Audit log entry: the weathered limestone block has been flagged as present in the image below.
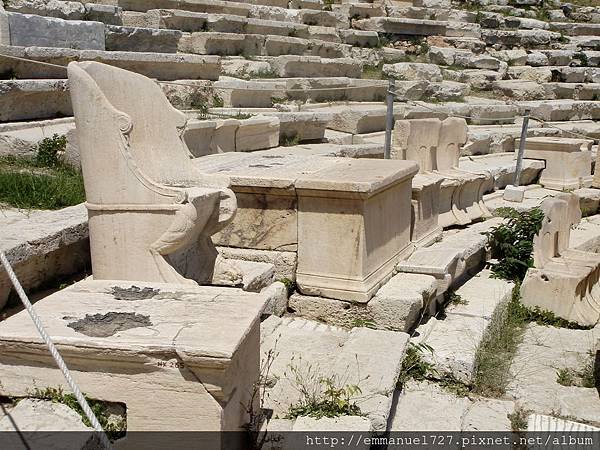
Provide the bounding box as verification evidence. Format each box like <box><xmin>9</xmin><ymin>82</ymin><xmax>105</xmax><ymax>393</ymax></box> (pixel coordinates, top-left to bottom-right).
<box><xmin>393</xmin><ymin>118</ymin><xmax>491</xmax><ymax>228</ymax></box>
<box><xmin>84</xmin><ymin>3</ymin><xmax>122</xmax><ymax>25</ymax></box>
<box><xmin>270</xmin><ymin>56</ymin><xmax>362</xmax><ymax>78</ymax></box>
<box><xmin>5</xmin><ymin>0</ymin><xmax>86</xmax><ymax>20</ymax></box>
<box><xmin>354</xmin><ymin>17</ymin><xmax>447</xmax><ymax>36</ymax></box>
<box><xmin>214</xmin><ymin>79</ymin><xmax>286</xmax><ymax>108</ymax></box>
<box><xmin>383</xmin><ymin>62</ymin><xmax>443</xmax><ymax>82</ymax></box>
<box><xmin>179</xmin><ymin>32</ymin><xmax>263</xmax><ymax>56</ymax></box>
<box><xmin>195</xmin><ymin>151</ymin><xmax>418</xmax><ymax>302</ymax></box>
<box><xmin>6</xmin><ymin>12</ymin><xmax>105</xmax><ymax>50</ymax></box>
<box><xmin>0</xmin><ymin>280</ymin><xmax>267</xmax><ymax>437</ymax></box>
<box><xmin>105</xmin><ymin>25</ymin><xmax>181</xmax><ymax>53</ymax></box>
<box><xmin>264</xmin><ymin>35</ymin><xmax>308</xmax><ymax>56</ymax></box>
<box><xmin>274</xmin><ymin>111</ymin><xmax>330</xmax><ymax>142</ymax></box>
<box><xmin>295</xmin><ymin>159</ymin><xmax>418</xmax><ymax>302</ymax></box>
<box><xmin>261</xmin><ymin>316</ymin><xmax>409</xmax><ymax>431</ymax></box>
<box><xmin>411</xmin><ymin>173</ymin><xmax>443</xmax><ymax>248</ymax></box>
<box><xmin>0</xmin><ymin>79</ymin><xmax>72</xmax><ymax>122</ymax></box>
<box><xmin>521</xmin><ymin>194</ymin><xmax>600</xmax><ymax>326</ymax></box>
<box><xmin>68</xmin><ymin>61</ymin><xmax>241</xmax><ymax>286</ymax></box>
<box><xmin>339</xmin><ymin>29</ymin><xmax>379</xmax><ymax>47</ymax></box>
<box><xmin>0</xmin><ymin>205</ymin><xmax>89</xmax><ymax>311</ymax></box>
<box><xmin>492</xmin><ymin>80</ymin><xmax>547</xmax><ymax>101</ymax></box>
<box><xmin>519</xmin><ymin>137</ymin><xmax>593</xmax><ymax>190</ymax></box>
<box><xmin>235</xmin><ymin>116</ymin><xmax>280</xmax><ymax>152</ymax></box>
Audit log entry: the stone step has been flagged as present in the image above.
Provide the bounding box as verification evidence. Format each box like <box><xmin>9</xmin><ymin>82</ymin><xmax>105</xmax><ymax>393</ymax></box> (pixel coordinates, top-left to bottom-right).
<box><xmin>550</xmin><ymin>22</ymin><xmax>600</xmax><ymax>37</ymax></box>
<box><xmin>507</xmin><ymin>323</ymin><xmax>600</xmax><ymax>425</ymax></box>
<box><xmin>0</xmin><ymin>45</ymin><xmax>221</xmax><ymax>80</ymax></box>
<box><xmin>0</xmin><ymin>79</ymin><xmax>71</xmax><ymax>122</ymax></box>
<box><xmin>508</xmin><ymin>65</ymin><xmax>600</xmax><ymax>83</ymax></box>
<box><xmin>388</xmin><ymin>4</ymin><xmax>477</xmax><ymax>23</ymax></box>
<box><xmin>288</xmin><ymin>273</ymin><xmax>440</xmax><ymax>332</ymax></box>
<box><xmin>481</xmin><ymin>29</ymin><xmax>563</xmax><ymax>48</ymax></box>
<box><xmin>177</xmin><ymin>31</ymin><xmax>353</xmax><ymax>58</ymax></box>
<box><xmin>4</xmin><ymin>0</ymin><xmax>122</xmax><ymax>25</ymax></box>
<box><xmin>514</xmin><ymin>99</ymin><xmax>600</xmax><ymax>121</ymax></box>
<box><xmin>492</xmin><ymin>80</ymin><xmax>600</xmax><ymax>101</ymax></box>
<box><xmin>0</xmin><ymin>204</ymin><xmax>89</xmax><ymax>311</ymax></box>
<box><xmin>0</xmin><ymin>117</ymin><xmax>76</xmax><ymax>157</ymax></box>
<box><xmin>260</xmin><ymin>315</ymin><xmax>410</xmax><ymax>431</ymax></box>
<box><xmin>354</xmin><ymin>16</ymin><xmax>448</xmax><ymax>36</ymax></box>
<box><xmin>411</xmin><ymin>270</ymin><xmax>514</xmax><ymax>382</ymax></box>
<box><xmin>390</xmin><ymin>381</ymin><xmax>514</xmax><ymax>431</ymax></box>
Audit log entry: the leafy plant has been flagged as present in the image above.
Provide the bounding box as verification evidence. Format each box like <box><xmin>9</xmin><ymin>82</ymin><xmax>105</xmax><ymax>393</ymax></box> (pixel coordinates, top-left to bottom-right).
<box><xmin>519</xmin><ymin>305</ymin><xmax>594</xmax><ymax>330</ymax></box>
<box><xmin>445</xmin><ymin>290</ymin><xmax>467</xmax><ymax>306</ymax></box>
<box><xmin>28</xmin><ymin>387</ymin><xmax>126</xmax><ymax>441</ymax></box>
<box><xmin>284</xmin><ymin>358</ymin><xmax>364</xmax><ymax>419</ymax></box>
<box><xmin>36</xmin><ymin>134</ymin><xmax>67</xmax><ymax>167</ymax></box>
<box><xmin>397</xmin><ymin>342</ymin><xmax>438</xmax><ymax>390</ymax></box>
<box><xmin>556</xmin><ymin>354</ymin><xmax>596</xmax><ymax>388</ymax></box>
<box><xmin>508</xmin><ymin>405</ymin><xmax>530</xmax><ymax>431</ymax></box>
<box><xmin>211</xmin><ymin>95</ymin><xmax>224</xmax><ymax>108</ymax></box>
<box><xmin>280</xmin><ymin>134</ymin><xmax>300</xmax><ymax>147</ymax></box>
<box><xmin>279</xmin><ymin>278</ymin><xmax>297</xmax><ymax>296</ymax></box>
<box><xmin>485</xmin><ymin>207</ymin><xmax>544</xmax><ymax>281</ymax></box>
<box><xmin>361</xmin><ymin>64</ymin><xmax>384</xmax><ymax>80</ymax></box>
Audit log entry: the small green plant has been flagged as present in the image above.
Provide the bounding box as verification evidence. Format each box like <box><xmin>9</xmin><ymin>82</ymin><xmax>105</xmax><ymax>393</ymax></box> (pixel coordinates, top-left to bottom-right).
<box><xmin>575</xmin><ymin>52</ymin><xmax>589</xmax><ymax>67</ymax></box>
<box><xmin>35</xmin><ymin>134</ymin><xmax>67</xmax><ymax>167</ymax></box>
<box><xmin>190</xmin><ymin>99</ymin><xmax>209</xmax><ymax>119</ymax></box>
<box><xmin>361</xmin><ymin>64</ymin><xmax>383</xmax><ymax>80</ymax></box>
<box><xmin>280</xmin><ymin>134</ymin><xmax>300</xmax><ymax>147</ymax></box>
<box><xmin>231</xmin><ymin>112</ymin><xmax>254</xmax><ymax>120</ymax></box>
<box><xmin>253</xmin><ymin>68</ymin><xmax>279</xmax><ymax>79</ymax></box>
<box><xmin>556</xmin><ymin>354</ymin><xmax>596</xmax><ymax>388</ymax></box>
<box><xmin>445</xmin><ymin>290</ymin><xmax>467</xmax><ymax>306</ymax></box>
<box><xmin>397</xmin><ymin>342</ymin><xmax>438</xmax><ymax>390</ymax></box>
<box><xmin>558</xmin><ymin>32</ymin><xmax>569</xmax><ymax>44</ymax></box>
<box><xmin>508</xmin><ymin>405</ymin><xmax>530</xmax><ymax>431</ymax></box>
<box><xmin>485</xmin><ymin>207</ymin><xmax>544</xmax><ymax>282</ymax></box>
<box><xmin>351</xmin><ymin>318</ymin><xmax>377</xmax><ymax>329</ymax></box>
<box><xmin>271</xmin><ymin>97</ymin><xmax>287</xmax><ymax>105</ymax></box>
<box><xmin>284</xmin><ymin>358</ymin><xmax>364</xmax><ymax>419</ymax></box>
<box><xmin>28</xmin><ymin>387</ymin><xmax>126</xmax><ymax>441</ymax></box>
<box><xmin>279</xmin><ymin>278</ymin><xmax>297</xmax><ymax>296</ymax></box>
<box><xmin>519</xmin><ymin>305</ymin><xmax>593</xmax><ymax>330</ymax></box>
<box><xmin>211</xmin><ymin>95</ymin><xmax>224</xmax><ymax>108</ymax></box>
<box><xmin>288</xmin><ymin>29</ymin><xmax>297</xmax><ymax>38</ymax></box>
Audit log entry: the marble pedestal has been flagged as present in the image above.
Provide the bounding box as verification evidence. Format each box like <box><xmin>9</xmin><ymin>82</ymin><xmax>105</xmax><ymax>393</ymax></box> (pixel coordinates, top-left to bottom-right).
<box><xmin>0</xmin><ymin>280</ymin><xmax>266</xmax><ymax>449</ymax></box>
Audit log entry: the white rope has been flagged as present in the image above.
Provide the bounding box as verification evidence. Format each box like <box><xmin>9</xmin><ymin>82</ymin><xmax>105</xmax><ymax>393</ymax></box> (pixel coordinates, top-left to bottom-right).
<box><xmin>0</xmin><ymin>252</ymin><xmax>113</xmax><ymax>450</ymax></box>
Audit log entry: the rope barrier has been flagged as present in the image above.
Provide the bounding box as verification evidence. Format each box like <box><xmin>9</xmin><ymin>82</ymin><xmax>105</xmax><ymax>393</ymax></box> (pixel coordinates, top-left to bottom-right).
<box><xmin>0</xmin><ymin>252</ymin><xmax>113</xmax><ymax>450</ymax></box>
<box><xmin>1</xmin><ymin>51</ymin><xmax>598</xmax><ymax>141</ymax></box>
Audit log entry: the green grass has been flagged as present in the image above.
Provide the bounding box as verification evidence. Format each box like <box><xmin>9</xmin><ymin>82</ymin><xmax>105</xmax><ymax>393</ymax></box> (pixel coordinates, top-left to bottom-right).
<box><xmin>0</xmin><ymin>156</ymin><xmax>85</xmax><ymax>210</ymax></box>
<box><xmin>472</xmin><ymin>285</ymin><xmax>527</xmax><ymax>397</ymax></box>
<box><xmin>361</xmin><ymin>64</ymin><xmax>384</xmax><ymax>80</ymax></box>
<box><xmin>28</xmin><ymin>387</ymin><xmax>126</xmax><ymax>441</ymax></box>
<box><xmin>280</xmin><ymin>134</ymin><xmax>300</xmax><ymax>147</ymax></box>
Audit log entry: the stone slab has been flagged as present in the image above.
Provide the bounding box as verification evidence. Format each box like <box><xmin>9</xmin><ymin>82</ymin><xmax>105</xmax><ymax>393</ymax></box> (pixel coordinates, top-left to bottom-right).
<box><xmin>260</xmin><ymin>316</ymin><xmax>409</xmax><ymax>431</ymax></box>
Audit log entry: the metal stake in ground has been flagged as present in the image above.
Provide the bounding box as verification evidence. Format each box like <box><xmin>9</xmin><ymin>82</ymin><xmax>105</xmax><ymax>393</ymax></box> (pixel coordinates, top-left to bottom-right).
<box><xmin>513</xmin><ymin>109</ymin><xmax>531</xmax><ymax>187</ymax></box>
<box><xmin>384</xmin><ymin>78</ymin><xmax>396</xmax><ymax>160</ymax></box>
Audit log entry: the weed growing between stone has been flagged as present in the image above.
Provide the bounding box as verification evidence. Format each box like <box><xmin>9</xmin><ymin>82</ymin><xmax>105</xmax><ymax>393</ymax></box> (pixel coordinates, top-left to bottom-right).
<box><xmin>472</xmin><ymin>284</ymin><xmax>527</xmax><ymax>397</ymax></box>
<box><xmin>518</xmin><ymin>305</ymin><xmax>594</xmax><ymax>330</ymax></box>
<box><xmin>361</xmin><ymin>64</ymin><xmax>384</xmax><ymax>80</ymax></box>
<box><xmin>0</xmin><ymin>134</ymin><xmax>85</xmax><ymax>210</ymax></box>
<box><xmin>508</xmin><ymin>405</ymin><xmax>530</xmax><ymax>432</ymax></box>
<box><xmin>485</xmin><ymin>207</ymin><xmax>544</xmax><ymax>281</ymax></box>
<box><xmin>27</xmin><ymin>387</ymin><xmax>126</xmax><ymax>441</ymax></box>
<box><xmin>283</xmin><ymin>357</ymin><xmax>364</xmax><ymax>419</ymax></box>
<box><xmin>556</xmin><ymin>353</ymin><xmax>596</xmax><ymax>388</ymax></box>
<box><xmin>396</xmin><ymin>342</ymin><xmax>438</xmax><ymax>390</ymax></box>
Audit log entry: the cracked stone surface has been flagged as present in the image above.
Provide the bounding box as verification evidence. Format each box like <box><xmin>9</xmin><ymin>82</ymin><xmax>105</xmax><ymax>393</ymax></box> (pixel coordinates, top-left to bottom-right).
<box><xmin>507</xmin><ymin>323</ymin><xmax>600</xmax><ymax>426</ymax></box>
<box><xmin>0</xmin><ymin>279</ymin><xmax>266</xmax><ymax>361</ymax></box>
<box><xmin>260</xmin><ymin>316</ymin><xmax>409</xmax><ymax>431</ymax></box>
<box><xmin>390</xmin><ymin>381</ymin><xmax>514</xmax><ymax>431</ymax></box>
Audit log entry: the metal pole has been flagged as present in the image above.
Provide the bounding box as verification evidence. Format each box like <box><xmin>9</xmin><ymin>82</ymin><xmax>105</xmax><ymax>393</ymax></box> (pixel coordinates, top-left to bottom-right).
<box><xmin>513</xmin><ymin>109</ymin><xmax>530</xmax><ymax>187</ymax></box>
<box><xmin>384</xmin><ymin>78</ymin><xmax>395</xmax><ymax>160</ymax></box>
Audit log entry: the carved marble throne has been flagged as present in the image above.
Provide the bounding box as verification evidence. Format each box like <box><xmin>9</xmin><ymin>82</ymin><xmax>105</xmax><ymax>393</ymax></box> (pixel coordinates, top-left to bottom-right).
<box><xmin>68</xmin><ymin>61</ymin><xmax>241</xmax><ymax>285</ymax></box>
<box><xmin>521</xmin><ymin>193</ymin><xmax>600</xmax><ymax>326</ymax></box>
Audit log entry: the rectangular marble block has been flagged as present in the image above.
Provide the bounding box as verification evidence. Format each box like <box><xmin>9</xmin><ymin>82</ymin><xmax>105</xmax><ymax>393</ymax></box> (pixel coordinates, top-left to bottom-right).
<box><xmin>296</xmin><ymin>159</ymin><xmax>418</xmax><ymax>303</ymax></box>
<box><xmin>0</xmin><ymin>280</ymin><xmax>266</xmax><ymax>442</ymax></box>
<box><xmin>518</xmin><ymin>137</ymin><xmax>593</xmax><ymax>191</ymax></box>
<box><xmin>411</xmin><ymin>173</ymin><xmax>443</xmax><ymax>248</ymax></box>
